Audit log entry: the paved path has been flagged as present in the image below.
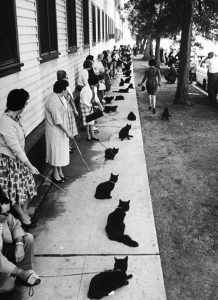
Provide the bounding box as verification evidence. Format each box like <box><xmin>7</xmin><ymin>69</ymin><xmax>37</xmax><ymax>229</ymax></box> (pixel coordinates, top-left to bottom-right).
<box><xmin>12</xmin><ymin>68</ymin><xmax>167</xmax><ymax>300</ymax></box>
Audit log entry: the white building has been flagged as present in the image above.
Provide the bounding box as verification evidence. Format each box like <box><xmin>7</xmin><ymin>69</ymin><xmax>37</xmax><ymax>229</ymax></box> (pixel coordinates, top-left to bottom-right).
<box><xmin>0</xmin><ymin>0</ymin><xmax>124</xmax><ymax>151</ymax></box>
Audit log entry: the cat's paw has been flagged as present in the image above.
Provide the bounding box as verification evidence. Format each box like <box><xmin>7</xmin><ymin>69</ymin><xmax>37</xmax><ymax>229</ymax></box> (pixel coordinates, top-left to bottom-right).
<box><xmin>124</xmin><ymin>281</ymin><xmax>129</xmax><ymax>285</ymax></box>
<box><xmin>127</xmin><ymin>274</ymin><xmax>133</xmax><ymax>279</ymax></box>
<box><xmin>107</xmin><ymin>196</ymin><xmax>112</xmax><ymax>199</ymax></box>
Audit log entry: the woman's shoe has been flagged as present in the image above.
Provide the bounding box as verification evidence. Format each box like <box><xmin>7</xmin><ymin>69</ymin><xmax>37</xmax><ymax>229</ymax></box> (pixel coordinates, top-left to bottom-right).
<box><xmin>60</xmin><ymin>176</ymin><xmax>68</xmax><ymax>181</ymax></box>
<box><xmin>51</xmin><ymin>174</ymin><xmax>64</xmax><ymax>184</ymax></box>
<box><xmin>21</xmin><ymin>221</ymin><xmax>37</xmax><ymax>230</ymax></box>
<box><xmin>87</xmin><ymin>138</ymin><xmax>92</xmax><ymax>142</ymax></box>
<box><xmin>91</xmin><ymin>137</ymin><xmax>99</xmax><ymax>141</ymax></box>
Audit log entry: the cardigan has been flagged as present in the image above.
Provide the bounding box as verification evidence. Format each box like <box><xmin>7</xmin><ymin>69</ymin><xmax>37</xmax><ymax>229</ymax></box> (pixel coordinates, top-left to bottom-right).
<box><xmin>0</xmin><ymin>113</ymin><xmax>28</xmax><ymax>162</ymax></box>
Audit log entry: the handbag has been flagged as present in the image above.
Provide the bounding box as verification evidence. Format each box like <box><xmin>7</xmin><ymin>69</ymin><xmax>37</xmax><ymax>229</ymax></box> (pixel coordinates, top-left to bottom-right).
<box><xmin>86</xmin><ymin>106</ymin><xmax>103</xmax><ymax>123</ymax></box>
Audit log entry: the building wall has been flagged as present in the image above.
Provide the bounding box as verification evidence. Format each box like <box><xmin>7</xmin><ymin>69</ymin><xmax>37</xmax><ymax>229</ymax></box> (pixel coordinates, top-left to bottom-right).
<box><xmin>0</xmin><ymin>0</ymin><xmax>124</xmax><ymax>138</ymax></box>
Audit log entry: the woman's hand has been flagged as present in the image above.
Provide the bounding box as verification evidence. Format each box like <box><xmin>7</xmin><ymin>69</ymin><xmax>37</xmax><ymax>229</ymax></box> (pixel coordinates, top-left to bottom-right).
<box><xmin>74</xmin><ymin>110</ymin><xmax>79</xmax><ymax>117</ymax></box>
<box><xmin>30</xmin><ymin>166</ymin><xmax>39</xmax><ymax>175</ymax></box>
<box><xmin>15</xmin><ymin>244</ymin><xmax>25</xmax><ymax>263</ymax></box>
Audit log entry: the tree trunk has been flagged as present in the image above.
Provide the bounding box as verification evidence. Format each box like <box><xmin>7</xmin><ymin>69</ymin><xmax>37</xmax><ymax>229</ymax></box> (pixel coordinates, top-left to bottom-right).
<box><xmin>143</xmin><ymin>36</ymin><xmax>151</xmax><ymax>60</ymax></box>
<box><xmin>149</xmin><ymin>38</ymin><xmax>154</xmax><ymax>58</ymax></box>
<box><xmin>174</xmin><ymin>0</ymin><xmax>194</xmax><ymax>104</ymax></box>
<box><xmin>155</xmin><ymin>36</ymin><xmax>161</xmax><ymax>68</ymax></box>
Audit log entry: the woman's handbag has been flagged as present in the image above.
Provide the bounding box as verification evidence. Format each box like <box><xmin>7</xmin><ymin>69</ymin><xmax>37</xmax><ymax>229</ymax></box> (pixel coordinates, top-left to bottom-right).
<box><xmin>86</xmin><ymin>106</ymin><xmax>103</xmax><ymax>123</ymax></box>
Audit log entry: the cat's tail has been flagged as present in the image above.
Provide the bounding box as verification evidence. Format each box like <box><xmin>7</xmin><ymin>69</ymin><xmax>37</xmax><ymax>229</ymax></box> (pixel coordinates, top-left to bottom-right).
<box><xmin>114</xmin><ymin>235</ymin><xmax>139</xmax><ymax>247</ymax></box>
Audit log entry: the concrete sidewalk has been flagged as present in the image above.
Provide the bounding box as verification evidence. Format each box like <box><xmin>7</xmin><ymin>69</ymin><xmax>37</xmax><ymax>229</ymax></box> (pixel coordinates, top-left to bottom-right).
<box><xmin>11</xmin><ymin>68</ymin><xmax>167</xmax><ymax>300</ymax></box>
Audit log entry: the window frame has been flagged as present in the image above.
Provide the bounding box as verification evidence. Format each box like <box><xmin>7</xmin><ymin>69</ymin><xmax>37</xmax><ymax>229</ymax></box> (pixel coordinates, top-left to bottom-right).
<box><xmin>0</xmin><ymin>0</ymin><xmax>24</xmax><ymax>78</ymax></box>
<box><xmin>66</xmin><ymin>0</ymin><xmax>77</xmax><ymax>53</ymax></box>
<box><xmin>83</xmin><ymin>0</ymin><xmax>90</xmax><ymax>46</ymax></box>
<box><xmin>102</xmin><ymin>11</ymin><xmax>105</xmax><ymax>41</ymax></box>
<box><xmin>37</xmin><ymin>0</ymin><xmax>59</xmax><ymax>63</ymax></box>
<box><xmin>97</xmin><ymin>7</ymin><xmax>101</xmax><ymax>42</ymax></box>
<box><xmin>91</xmin><ymin>3</ymin><xmax>96</xmax><ymax>45</ymax></box>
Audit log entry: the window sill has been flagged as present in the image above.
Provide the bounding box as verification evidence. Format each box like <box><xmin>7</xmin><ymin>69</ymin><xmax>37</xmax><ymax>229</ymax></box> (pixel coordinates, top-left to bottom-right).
<box><xmin>83</xmin><ymin>44</ymin><xmax>90</xmax><ymax>49</ymax></box>
<box><xmin>0</xmin><ymin>62</ymin><xmax>24</xmax><ymax>78</ymax></box>
<box><xmin>67</xmin><ymin>46</ymin><xmax>78</xmax><ymax>54</ymax></box>
<box><xmin>38</xmin><ymin>52</ymin><xmax>60</xmax><ymax>64</ymax></box>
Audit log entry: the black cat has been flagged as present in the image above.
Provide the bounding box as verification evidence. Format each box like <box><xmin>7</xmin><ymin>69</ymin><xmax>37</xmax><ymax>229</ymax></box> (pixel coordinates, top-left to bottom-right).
<box><xmin>123</xmin><ymin>70</ymin><xmax>131</xmax><ymax>77</ymax></box>
<box><xmin>119</xmin><ymin>124</ymin><xmax>133</xmax><ymax>141</ymax></box>
<box><xmin>105</xmin><ymin>200</ymin><xmax>139</xmax><ymax>247</ymax></box>
<box><xmin>128</xmin><ymin>83</ymin><xmax>134</xmax><ymax>89</ymax></box>
<box><xmin>127</xmin><ymin>112</ymin><xmax>136</xmax><ymax>121</ymax></box>
<box><xmin>161</xmin><ymin>107</ymin><xmax>171</xmax><ymax>121</ymax></box>
<box><xmin>104</xmin><ymin>96</ymin><xmax>114</xmax><ymax>104</ymax></box>
<box><xmin>95</xmin><ymin>173</ymin><xmax>119</xmax><ymax>199</ymax></box>
<box><xmin>104</xmin><ymin>106</ymin><xmax>118</xmax><ymax>113</ymax></box>
<box><xmin>105</xmin><ymin>147</ymin><xmax>119</xmax><ymax>160</ymax></box>
<box><xmin>115</xmin><ymin>95</ymin><xmax>124</xmax><ymax>100</ymax></box>
<box><xmin>124</xmin><ymin>77</ymin><xmax>131</xmax><ymax>83</ymax></box>
<box><xmin>87</xmin><ymin>256</ymin><xmax>133</xmax><ymax>299</ymax></box>
<box><xmin>119</xmin><ymin>79</ymin><xmax>125</xmax><ymax>86</ymax></box>
<box><xmin>114</xmin><ymin>88</ymin><xmax>129</xmax><ymax>93</ymax></box>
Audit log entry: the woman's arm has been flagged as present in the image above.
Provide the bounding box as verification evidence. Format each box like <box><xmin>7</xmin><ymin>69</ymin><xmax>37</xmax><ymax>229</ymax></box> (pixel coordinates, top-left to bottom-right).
<box><xmin>138</xmin><ymin>70</ymin><xmax>148</xmax><ymax>86</ymax></box>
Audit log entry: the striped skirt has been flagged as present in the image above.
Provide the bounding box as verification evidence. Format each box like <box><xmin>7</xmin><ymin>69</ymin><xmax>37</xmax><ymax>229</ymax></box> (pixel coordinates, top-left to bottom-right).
<box><xmin>0</xmin><ymin>154</ymin><xmax>37</xmax><ymax>205</ymax></box>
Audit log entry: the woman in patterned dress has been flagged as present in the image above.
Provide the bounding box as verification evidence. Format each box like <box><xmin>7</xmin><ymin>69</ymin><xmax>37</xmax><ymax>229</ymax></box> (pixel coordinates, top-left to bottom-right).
<box><xmin>80</xmin><ymin>74</ymin><xmax>103</xmax><ymax>141</ymax></box>
<box><xmin>139</xmin><ymin>59</ymin><xmax>161</xmax><ymax>114</ymax></box>
<box><xmin>0</xmin><ymin>89</ymin><xmax>39</xmax><ymax>229</ymax></box>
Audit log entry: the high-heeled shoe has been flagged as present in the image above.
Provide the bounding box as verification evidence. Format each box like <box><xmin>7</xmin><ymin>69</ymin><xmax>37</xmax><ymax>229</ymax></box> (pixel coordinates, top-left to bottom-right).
<box><xmin>51</xmin><ymin>174</ymin><xmax>64</xmax><ymax>184</ymax></box>
<box><xmin>60</xmin><ymin>175</ymin><xmax>68</xmax><ymax>181</ymax></box>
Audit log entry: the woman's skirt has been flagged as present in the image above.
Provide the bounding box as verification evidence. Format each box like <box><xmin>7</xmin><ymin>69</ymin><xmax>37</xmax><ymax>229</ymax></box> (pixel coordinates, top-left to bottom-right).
<box><xmin>80</xmin><ymin>104</ymin><xmax>95</xmax><ymax>126</ymax></box>
<box><xmin>0</xmin><ymin>154</ymin><xmax>37</xmax><ymax>205</ymax></box>
<box><xmin>67</xmin><ymin>106</ymin><xmax>78</xmax><ymax>137</ymax></box>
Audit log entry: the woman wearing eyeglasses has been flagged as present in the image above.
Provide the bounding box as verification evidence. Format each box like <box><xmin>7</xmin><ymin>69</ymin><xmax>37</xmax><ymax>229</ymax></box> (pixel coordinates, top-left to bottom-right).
<box><xmin>0</xmin><ymin>89</ymin><xmax>39</xmax><ymax>230</ymax></box>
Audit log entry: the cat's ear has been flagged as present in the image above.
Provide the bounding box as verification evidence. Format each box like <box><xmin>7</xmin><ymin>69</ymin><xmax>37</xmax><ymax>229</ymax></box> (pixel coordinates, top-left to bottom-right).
<box><xmin>119</xmin><ymin>199</ymin><xmax>122</xmax><ymax>204</ymax></box>
<box><xmin>127</xmin><ymin>200</ymin><xmax>130</xmax><ymax>204</ymax></box>
<box><xmin>124</xmin><ymin>256</ymin><xmax>128</xmax><ymax>261</ymax></box>
<box><xmin>114</xmin><ymin>257</ymin><xmax>118</xmax><ymax>262</ymax></box>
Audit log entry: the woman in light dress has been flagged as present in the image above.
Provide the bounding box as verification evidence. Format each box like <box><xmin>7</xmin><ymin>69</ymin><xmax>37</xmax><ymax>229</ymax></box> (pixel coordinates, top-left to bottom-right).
<box><xmin>45</xmin><ymin>80</ymin><xmax>73</xmax><ymax>183</ymax></box>
<box><xmin>57</xmin><ymin>70</ymin><xmax>78</xmax><ymax>151</ymax></box>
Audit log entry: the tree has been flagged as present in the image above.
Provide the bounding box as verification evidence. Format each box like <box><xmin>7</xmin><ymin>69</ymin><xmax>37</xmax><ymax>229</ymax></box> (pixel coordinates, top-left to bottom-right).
<box><xmin>174</xmin><ymin>0</ymin><xmax>218</xmax><ymax>104</ymax></box>
<box><xmin>125</xmin><ymin>0</ymin><xmax>218</xmax><ymax>104</ymax></box>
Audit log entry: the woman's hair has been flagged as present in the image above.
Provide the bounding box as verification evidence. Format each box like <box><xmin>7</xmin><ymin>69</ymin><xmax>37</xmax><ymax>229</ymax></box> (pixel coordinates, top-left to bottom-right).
<box><xmin>53</xmin><ymin>80</ymin><xmax>69</xmax><ymax>93</ymax></box>
<box><xmin>88</xmin><ymin>74</ymin><xmax>99</xmax><ymax>86</ymax></box>
<box><xmin>7</xmin><ymin>89</ymin><xmax>29</xmax><ymax>111</ymax></box>
<box><xmin>149</xmin><ymin>59</ymin><xmax>156</xmax><ymax>67</ymax></box>
<box><xmin>83</xmin><ymin>60</ymin><xmax>93</xmax><ymax>69</ymax></box>
<box><xmin>86</xmin><ymin>55</ymin><xmax>94</xmax><ymax>61</ymax></box>
<box><xmin>98</xmin><ymin>73</ymin><xmax>105</xmax><ymax>80</ymax></box>
<box><xmin>57</xmin><ymin>70</ymin><xmax>67</xmax><ymax>80</ymax></box>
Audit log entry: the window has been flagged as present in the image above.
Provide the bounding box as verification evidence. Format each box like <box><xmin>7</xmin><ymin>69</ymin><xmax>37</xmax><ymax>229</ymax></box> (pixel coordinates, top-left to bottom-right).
<box><xmin>0</xmin><ymin>0</ymin><xmax>23</xmax><ymax>78</ymax></box>
<box><xmin>92</xmin><ymin>3</ymin><xmax>96</xmax><ymax>44</ymax></box>
<box><xmin>83</xmin><ymin>0</ymin><xmax>89</xmax><ymax>45</ymax></box>
<box><xmin>37</xmin><ymin>0</ymin><xmax>58</xmax><ymax>62</ymax></box>
<box><xmin>105</xmin><ymin>14</ymin><xmax>108</xmax><ymax>40</ymax></box>
<box><xmin>102</xmin><ymin>11</ymin><xmax>104</xmax><ymax>40</ymax></box>
<box><xmin>97</xmin><ymin>8</ymin><xmax>101</xmax><ymax>42</ymax></box>
<box><xmin>66</xmin><ymin>0</ymin><xmax>77</xmax><ymax>51</ymax></box>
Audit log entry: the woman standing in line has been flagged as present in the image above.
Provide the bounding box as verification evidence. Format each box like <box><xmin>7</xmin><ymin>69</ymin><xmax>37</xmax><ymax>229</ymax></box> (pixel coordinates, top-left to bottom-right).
<box><xmin>0</xmin><ymin>89</ymin><xmax>39</xmax><ymax>229</ymax></box>
<box><xmin>57</xmin><ymin>70</ymin><xmax>78</xmax><ymax>151</ymax></box>
<box><xmin>80</xmin><ymin>74</ymin><xmax>103</xmax><ymax>141</ymax></box>
<box><xmin>45</xmin><ymin>80</ymin><xmax>73</xmax><ymax>183</ymax></box>
<box><xmin>139</xmin><ymin>59</ymin><xmax>161</xmax><ymax>114</ymax></box>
